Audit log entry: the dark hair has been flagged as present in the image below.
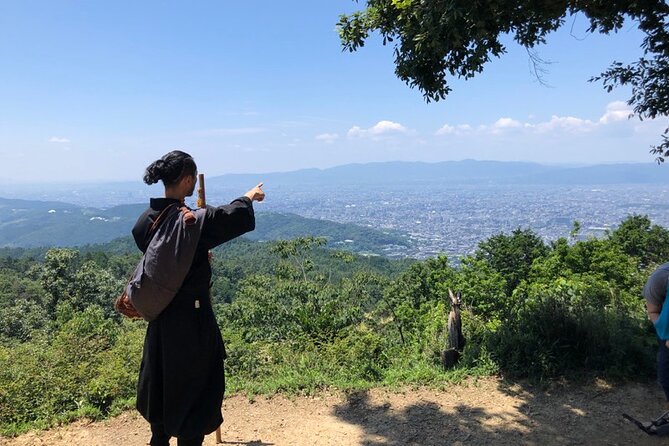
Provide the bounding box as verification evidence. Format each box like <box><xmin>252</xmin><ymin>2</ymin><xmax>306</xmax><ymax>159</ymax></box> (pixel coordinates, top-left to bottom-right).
<box><xmin>143</xmin><ymin>150</ymin><xmax>197</xmax><ymax>186</ymax></box>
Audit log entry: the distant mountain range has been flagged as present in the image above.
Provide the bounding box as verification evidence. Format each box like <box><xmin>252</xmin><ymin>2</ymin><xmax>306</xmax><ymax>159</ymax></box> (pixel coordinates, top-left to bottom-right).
<box><xmin>0</xmin><ymin>197</ymin><xmax>408</xmax><ymax>254</ymax></box>
<box><xmin>3</xmin><ymin>160</ymin><xmax>667</xmax><ymax>208</ymax></box>
<box><xmin>206</xmin><ymin>160</ymin><xmax>669</xmax><ymax>188</ymax></box>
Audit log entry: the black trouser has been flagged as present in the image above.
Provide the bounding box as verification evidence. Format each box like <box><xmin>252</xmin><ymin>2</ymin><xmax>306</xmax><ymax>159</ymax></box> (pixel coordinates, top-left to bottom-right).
<box><xmin>658</xmin><ymin>339</ymin><xmax>669</xmax><ymax>401</ymax></box>
<box><xmin>150</xmin><ymin>423</ymin><xmax>205</xmax><ymax>446</ymax></box>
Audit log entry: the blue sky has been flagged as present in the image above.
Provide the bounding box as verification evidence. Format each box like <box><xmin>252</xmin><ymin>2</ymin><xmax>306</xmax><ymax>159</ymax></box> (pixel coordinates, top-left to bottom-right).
<box><xmin>0</xmin><ymin>1</ymin><xmax>666</xmax><ymax>182</ymax></box>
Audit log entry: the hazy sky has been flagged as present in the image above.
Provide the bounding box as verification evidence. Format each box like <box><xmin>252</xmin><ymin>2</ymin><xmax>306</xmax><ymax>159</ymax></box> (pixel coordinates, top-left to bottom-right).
<box><xmin>1</xmin><ymin>1</ymin><xmax>666</xmax><ymax>182</ymax></box>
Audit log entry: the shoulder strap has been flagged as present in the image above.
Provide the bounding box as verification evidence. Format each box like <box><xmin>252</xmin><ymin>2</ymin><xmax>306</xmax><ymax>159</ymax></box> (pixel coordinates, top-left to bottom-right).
<box><xmin>148</xmin><ymin>203</ymin><xmax>177</xmax><ymax>240</ymax></box>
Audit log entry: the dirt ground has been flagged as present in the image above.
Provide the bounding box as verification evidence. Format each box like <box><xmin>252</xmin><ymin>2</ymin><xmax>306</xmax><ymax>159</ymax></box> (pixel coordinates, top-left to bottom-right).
<box><xmin>2</xmin><ymin>377</ymin><xmax>668</xmax><ymax>446</ymax></box>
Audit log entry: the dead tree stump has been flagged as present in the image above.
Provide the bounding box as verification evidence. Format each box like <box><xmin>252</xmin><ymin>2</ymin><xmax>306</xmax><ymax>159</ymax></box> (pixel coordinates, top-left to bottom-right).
<box><xmin>442</xmin><ymin>289</ymin><xmax>465</xmax><ymax>369</ymax></box>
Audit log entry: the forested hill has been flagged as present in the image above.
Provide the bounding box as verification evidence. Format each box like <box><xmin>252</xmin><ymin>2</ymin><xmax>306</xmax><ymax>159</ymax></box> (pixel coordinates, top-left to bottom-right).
<box><xmin>0</xmin><ymin>197</ymin><xmax>409</xmax><ymax>255</ymax></box>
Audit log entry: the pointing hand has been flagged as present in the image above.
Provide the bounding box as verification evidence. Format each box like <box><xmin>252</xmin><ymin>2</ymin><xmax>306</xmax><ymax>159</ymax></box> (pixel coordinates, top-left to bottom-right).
<box><xmin>245</xmin><ymin>182</ymin><xmax>265</xmax><ymax>202</ymax></box>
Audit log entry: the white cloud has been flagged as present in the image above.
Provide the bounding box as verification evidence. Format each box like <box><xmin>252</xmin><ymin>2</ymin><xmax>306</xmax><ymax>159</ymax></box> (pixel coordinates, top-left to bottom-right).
<box><xmin>534</xmin><ymin>115</ymin><xmax>596</xmax><ymax>133</ymax></box>
<box><xmin>493</xmin><ymin>118</ymin><xmax>522</xmax><ymax>130</ymax></box>
<box><xmin>370</xmin><ymin>120</ymin><xmax>407</xmax><ymax>135</ymax></box>
<box><xmin>348</xmin><ymin>120</ymin><xmax>408</xmax><ymax>138</ymax></box>
<box><xmin>316</xmin><ymin>133</ymin><xmax>339</xmax><ymax>143</ymax></box>
<box><xmin>436</xmin><ymin>102</ymin><xmax>634</xmax><ymax>138</ymax></box>
<box><xmin>436</xmin><ymin>123</ymin><xmax>473</xmax><ymax>136</ymax></box>
<box><xmin>347</xmin><ymin>126</ymin><xmax>364</xmax><ymax>138</ymax></box>
<box><xmin>48</xmin><ymin>136</ymin><xmax>70</xmax><ymax>143</ymax></box>
<box><xmin>633</xmin><ymin>117</ymin><xmax>669</xmax><ymax>134</ymax></box>
<box><xmin>599</xmin><ymin>101</ymin><xmax>633</xmax><ymax>124</ymax></box>
<box><xmin>436</xmin><ymin>124</ymin><xmax>455</xmax><ymax>135</ymax></box>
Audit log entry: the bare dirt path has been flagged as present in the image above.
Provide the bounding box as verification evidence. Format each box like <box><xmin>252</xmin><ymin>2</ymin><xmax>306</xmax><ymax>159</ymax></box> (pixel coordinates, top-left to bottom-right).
<box><xmin>1</xmin><ymin>377</ymin><xmax>667</xmax><ymax>446</ymax></box>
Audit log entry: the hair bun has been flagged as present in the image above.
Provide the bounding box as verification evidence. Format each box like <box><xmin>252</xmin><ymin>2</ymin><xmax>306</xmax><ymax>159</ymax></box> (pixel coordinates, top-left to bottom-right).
<box><xmin>142</xmin><ymin>150</ymin><xmax>196</xmax><ymax>186</ymax></box>
<box><xmin>143</xmin><ymin>159</ymin><xmax>165</xmax><ymax>185</ymax></box>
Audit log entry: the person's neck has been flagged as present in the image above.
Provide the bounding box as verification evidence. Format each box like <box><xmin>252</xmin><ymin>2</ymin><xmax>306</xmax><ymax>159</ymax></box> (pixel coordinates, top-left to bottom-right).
<box><xmin>164</xmin><ymin>187</ymin><xmax>184</xmax><ymax>202</ymax></box>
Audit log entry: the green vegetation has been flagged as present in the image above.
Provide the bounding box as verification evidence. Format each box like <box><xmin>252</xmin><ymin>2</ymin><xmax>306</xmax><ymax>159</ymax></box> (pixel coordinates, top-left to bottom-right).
<box><xmin>0</xmin><ymin>214</ymin><xmax>663</xmax><ymax>435</ymax></box>
<box><xmin>248</xmin><ymin>212</ymin><xmax>409</xmax><ymax>255</ymax></box>
<box><xmin>0</xmin><ymin>197</ymin><xmax>411</xmax><ymax>256</ymax></box>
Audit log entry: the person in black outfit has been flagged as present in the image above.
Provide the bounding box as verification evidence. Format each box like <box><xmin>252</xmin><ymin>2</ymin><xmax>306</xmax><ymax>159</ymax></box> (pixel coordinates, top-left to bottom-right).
<box><xmin>132</xmin><ymin>150</ymin><xmax>264</xmax><ymax>446</ymax></box>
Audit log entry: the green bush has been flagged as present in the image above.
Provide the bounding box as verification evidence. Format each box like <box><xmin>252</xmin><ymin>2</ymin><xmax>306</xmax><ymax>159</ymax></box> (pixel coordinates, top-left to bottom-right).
<box><xmin>325</xmin><ymin>325</ymin><xmax>391</xmax><ymax>382</ymax></box>
<box><xmin>85</xmin><ymin>320</ymin><xmax>144</xmax><ymax>414</ymax></box>
<box><xmin>0</xmin><ymin>308</ymin><xmax>144</xmax><ymax>435</ymax></box>
<box><xmin>488</xmin><ymin>288</ymin><xmax>653</xmax><ymax>380</ymax></box>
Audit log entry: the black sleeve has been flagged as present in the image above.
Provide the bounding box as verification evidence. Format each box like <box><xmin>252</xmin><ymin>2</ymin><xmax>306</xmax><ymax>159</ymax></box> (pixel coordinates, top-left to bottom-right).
<box><xmin>132</xmin><ymin>209</ymin><xmax>153</xmax><ymax>252</ymax></box>
<box><xmin>201</xmin><ymin>197</ymin><xmax>255</xmax><ymax>249</ymax></box>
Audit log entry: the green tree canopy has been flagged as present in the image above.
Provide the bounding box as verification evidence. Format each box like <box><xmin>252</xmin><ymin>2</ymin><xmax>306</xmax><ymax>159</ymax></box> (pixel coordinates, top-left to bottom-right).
<box><xmin>338</xmin><ymin>1</ymin><xmax>669</xmax><ymax>159</ymax></box>
<box><xmin>609</xmin><ymin>214</ymin><xmax>669</xmax><ymax>268</ymax></box>
<box><xmin>475</xmin><ymin>228</ymin><xmax>548</xmax><ymax>296</ymax></box>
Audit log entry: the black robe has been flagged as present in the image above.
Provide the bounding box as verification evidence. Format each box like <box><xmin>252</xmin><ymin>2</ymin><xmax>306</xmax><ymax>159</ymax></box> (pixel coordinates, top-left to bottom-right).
<box><xmin>132</xmin><ymin>196</ymin><xmax>255</xmax><ymax>438</ymax></box>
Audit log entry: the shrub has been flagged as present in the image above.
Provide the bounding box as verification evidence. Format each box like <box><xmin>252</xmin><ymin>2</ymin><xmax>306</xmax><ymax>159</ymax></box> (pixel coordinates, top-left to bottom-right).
<box><xmin>0</xmin><ymin>309</ymin><xmax>144</xmax><ymax>435</ymax></box>
<box><xmin>488</xmin><ymin>287</ymin><xmax>653</xmax><ymax>380</ymax></box>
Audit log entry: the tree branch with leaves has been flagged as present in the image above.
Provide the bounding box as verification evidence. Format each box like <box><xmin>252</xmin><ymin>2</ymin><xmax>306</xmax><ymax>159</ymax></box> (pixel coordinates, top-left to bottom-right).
<box><xmin>338</xmin><ymin>0</ymin><xmax>669</xmax><ymax>160</ymax></box>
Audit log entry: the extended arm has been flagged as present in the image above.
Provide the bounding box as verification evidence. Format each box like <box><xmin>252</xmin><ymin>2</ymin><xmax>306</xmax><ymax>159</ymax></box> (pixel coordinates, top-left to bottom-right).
<box><xmin>200</xmin><ymin>183</ymin><xmax>265</xmax><ymax>249</ymax></box>
<box><xmin>648</xmin><ymin>301</ymin><xmax>662</xmax><ymax>324</ymax></box>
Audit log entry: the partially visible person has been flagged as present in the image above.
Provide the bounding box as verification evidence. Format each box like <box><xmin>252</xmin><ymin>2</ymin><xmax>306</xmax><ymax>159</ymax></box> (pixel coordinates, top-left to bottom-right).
<box><xmin>644</xmin><ymin>262</ymin><xmax>669</xmax><ymax>404</ymax></box>
<box><xmin>133</xmin><ymin>150</ymin><xmax>264</xmax><ymax>446</ymax></box>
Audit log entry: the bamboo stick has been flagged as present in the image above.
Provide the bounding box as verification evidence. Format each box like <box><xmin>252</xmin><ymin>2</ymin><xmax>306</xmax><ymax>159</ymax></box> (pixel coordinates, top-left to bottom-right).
<box><xmin>198</xmin><ymin>174</ymin><xmax>223</xmax><ymax>444</ymax></box>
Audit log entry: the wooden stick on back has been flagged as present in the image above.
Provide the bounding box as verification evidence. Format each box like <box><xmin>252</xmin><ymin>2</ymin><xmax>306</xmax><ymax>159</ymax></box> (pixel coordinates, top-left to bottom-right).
<box><xmin>197</xmin><ymin>173</ymin><xmax>206</xmax><ymax>209</ymax></box>
<box><xmin>198</xmin><ymin>173</ymin><xmax>222</xmax><ymax>444</ymax></box>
